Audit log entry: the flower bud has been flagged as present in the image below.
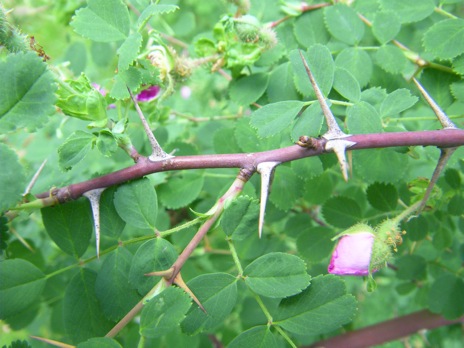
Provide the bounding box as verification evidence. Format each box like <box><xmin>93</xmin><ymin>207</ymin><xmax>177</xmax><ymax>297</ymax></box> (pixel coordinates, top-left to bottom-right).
<box><xmin>328</xmin><ymin>224</ymin><xmax>376</xmax><ymax>276</ymax></box>
<box><xmin>136</xmin><ymin>85</ymin><xmax>160</xmax><ymax>102</ymax></box>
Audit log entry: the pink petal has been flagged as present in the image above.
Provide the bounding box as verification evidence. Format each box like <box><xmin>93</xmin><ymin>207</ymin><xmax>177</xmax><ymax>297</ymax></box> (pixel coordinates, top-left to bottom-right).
<box><xmin>328</xmin><ymin>232</ymin><xmax>374</xmax><ymax>276</ymax></box>
<box><xmin>136</xmin><ymin>85</ymin><xmax>160</xmax><ymax>102</ymax></box>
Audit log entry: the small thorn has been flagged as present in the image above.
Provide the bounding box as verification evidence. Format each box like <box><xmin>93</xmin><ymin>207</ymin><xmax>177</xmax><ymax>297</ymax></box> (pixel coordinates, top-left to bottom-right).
<box><xmin>417</xmin><ymin>147</ymin><xmax>457</xmax><ymax>214</ymax></box>
<box><xmin>30</xmin><ymin>336</ymin><xmax>75</xmax><ymax>348</ymax></box>
<box><xmin>257</xmin><ymin>162</ymin><xmax>280</xmax><ymax>238</ymax></box>
<box><xmin>144</xmin><ymin>267</ymin><xmax>174</xmax><ymax>278</ymax></box>
<box><xmin>173</xmin><ymin>272</ymin><xmax>206</xmax><ymax>313</ymax></box>
<box><xmin>24</xmin><ymin>159</ymin><xmax>48</xmax><ymax>195</ymax></box>
<box><xmin>298</xmin><ymin>50</ymin><xmax>346</xmax><ymax>138</ymax></box>
<box><xmin>83</xmin><ymin>188</ymin><xmax>106</xmax><ymax>258</ymax></box>
<box><xmin>325</xmin><ymin>139</ymin><xmax>357</xmax><ymax>181</ymax></box>
<box><xmin>412</xmin><ymin>78</ymin><xmax>457</xmax><ymax>129</ymax></box>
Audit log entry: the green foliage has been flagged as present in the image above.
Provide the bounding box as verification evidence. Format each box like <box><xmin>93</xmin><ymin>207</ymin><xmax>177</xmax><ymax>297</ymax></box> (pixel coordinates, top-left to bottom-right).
<box><xmin>1</xmin><ymin>0</ymin><xmax>464</xmax><ymax>347</ymax></box>
<box><xmin>0</xmin><ymin>52</ymin><xmax>56</xmax><ymax>133</ymax></box>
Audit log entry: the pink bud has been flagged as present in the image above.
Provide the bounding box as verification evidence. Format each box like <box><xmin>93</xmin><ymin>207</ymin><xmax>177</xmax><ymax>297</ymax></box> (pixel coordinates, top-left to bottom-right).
<box><xmin>136</xmin><ymin>85</ymin><xmax>161</xmax><ymax>102</ymax></box>
<box><xmin>328</xmin><ymin>232</ymin><xmax>375</xmax><ymax>276</ymax></box>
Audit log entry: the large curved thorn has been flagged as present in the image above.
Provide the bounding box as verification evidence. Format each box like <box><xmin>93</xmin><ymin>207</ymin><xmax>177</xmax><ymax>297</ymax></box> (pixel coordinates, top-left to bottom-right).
<box><xmin>83</xmin><ymin>188</ymin><xmax>106</xmax><ymax>258</ymax></box>
<box><xmin>257</xmin><ymin>161</ymin><xmax>280</xmax><ymax>238</ymax></box>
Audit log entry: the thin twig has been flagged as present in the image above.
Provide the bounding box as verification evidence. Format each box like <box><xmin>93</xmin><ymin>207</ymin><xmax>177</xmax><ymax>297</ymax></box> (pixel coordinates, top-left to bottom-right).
<box><xmin>24</xmin><ymin>159</ymin><xmax>47</xmax><ymax>195</ymax></box>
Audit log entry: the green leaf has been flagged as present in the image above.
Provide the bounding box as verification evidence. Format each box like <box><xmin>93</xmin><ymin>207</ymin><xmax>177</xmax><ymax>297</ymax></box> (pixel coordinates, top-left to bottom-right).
<box><xmin>58</xmin><ymin>131</ymin><xmax>96</xmax><ymax>171</ymax></box>
<box><xmin>95</xmin><ymin>248</ymin><xmax>141</xmax><ymax>321</ymax></box>
<box><xmin>221</xmin><ymin>196</ymin><xmax>259</xmax><ymax>240</ymax></box>
<box><xmin>372</xmin><ymin>11</ymin><xmax>401</xmax><ymax>44</ymax></box>
<box><xmin>117</xmin><ymin>32</ymin><xmax>143</xmax><ymax>72</ymax></box>
<box><xmin>114</xmin><ymin>178</ymin><xmax>158</xmax><ymax>230</ymax></box>
<box><xmin>77</xmin><ymin>338</ymin><xmax>123</xmax><ymax>348</ymax></box>
<box><xmin>270</xmin><ymin>166</ymin><xmax>305</xmax><ymax>211</ymax></box>
<box><xmin>0</xmin><ymin>259</ymin><xmax>46</xmax><ymax>319</ymax></box>
<box><xmin>274</xmin><ymin>275</ymin><xmax>357</xmax><ymax>335</ymax></box>
<box><xmin>140</xmin><ymin>287</ymin><xmax>192</xmax><ymax>338</ymax></box>
<box><xmin>395</xmin><ymin>255</ymin><xmax>427</xmax><ymax>280</ymax></box>
<box><xmin>303</xmin><ymin>171</ymin><xmax>334</xmax><ymax>204</ymax></box>
<box><xmin>324</xmin><ymin>4</ymin><xmax>365</xmax><ymax>45</ymax></box>
<box><xmin>366</xmin><ymin>182</ymin><xmax>398</xmax><ymax>211</ymax></box>
<box><xmin>380</xmin><ymin>88</ymin><xmax>418</xmax><ymax>117</ymax></box>
<box><xmin>448</xmin><ymin>194</ymin><xmax>464</xmax><ymax>216</ymax></box>
<box><xmin>335</xmin><ymin>47</ymin><xmax>372</xmax><ymax>88</ymax></box>
<box><xmin>234</xmin><ymin>117</ymin><xmax>280</xmax><ymax>152</ymax></box>
<box><xmin>158</xmin><ymin>171</ymin><xmax>204</xmax><ymax>209</ymax></box>
<box><xmin>110</xmin><ymin>67</ymin><xmax>142</xmax><ymax>100</ymax></box>
<box><xmin>322</xmin><ymin>196</ymin><xmax>362</xmax><ymax>228</ymax></box>
<box><xmin>374</xmin><ymin>45</ymin><xmax>408</xmax><ymax>75</ymax></box>
<box><xmin>228</xmin><ymin>326</ymin><xmax>279</xmax><ymax>348</ymax></box>
<box><xmin>423</xmin><ymin>19</ymin><xmax>464</xmax><ymax>60</ymax></box>
<box><xmin>294</xmin><ymin>10</ymin><xmax>329</xmax><ymax>48</ymax></box>
<box><xmin>267</xmin><ymin>62</ymin><xmax>300</xmax><ymax>103</ymax></box>
<box><xmin>41</xmin><ymin>199</ymin><xmax>93</xmax><ymax>258</ymax></box>
<box><xmin>128</xmin><ymin>238</ymin><xmax>178</xmax><ymax>295</ymax></box>
<box><xmin>289</xmin><ymin>45</ymin><xmax>334</xmax><ymax>98</ymax></box>
<box><xmin>333</xmin><ymin>67</ymin><xmax>361</xmax><ymax>102</ymax></box>
<box><xmin>181</xmin><ymin>273</ymin><xmax>238</xmax><ymax>335</ymax></box>
<box><xmin>428</xmin><ymin>274</ymin><xmax>464</xmax><ymax>319</ymax></box>
<box><xmin>100</xmin><ymin>187</ymin><xmax>126</xmax><ymax>238</ymax></box>
<box><xmin>250</xmin><ymin>100</ymin><xmax>305</xmax><ymax>138</ymax></box>
<box><xmin>379</xmin><ymin>0</ymin><xmax>435</xmax><ymax>23</ymax></box>
<box><xmin>347</xmin><ymin>101</ymin><xmax>382</xmax><ymax>134</ymax></box>
<box><xmin>403</xmin><ymin>215</ymin><xmax>428</xmax><ymax>241</ymax></box>
<box><xmin>243</xmin><ymin>252</ymin><xmax>310</xmax><ymax>298</ymax></box>
<box><xmin>353</xmin><ymin>149</ymin><xmax>409</xmax><ymax>183</ymax></box>
<box><xmin>445</xmin><ymin>169</ymin><xmax>461</xmax><ymax>189</ymax></box>
<box><xmin>291</xmin><ymin>102</ymin><xmax>324</xmax><ymax>140</ymax></box>
<box><xmin>96</xmin><ymin>131</ymin><xmax>118</xmax><ymax>157</ymax></box>
<box><xmin>71</xmin><ymin>0</ymin><xmax>130</xmax><ymax>42</ymax></box>
<box><xmin>0</xmin><ymin>144</ymin><xmax>26</xmax><ymax>212</ymax></box>
<box><xmin>291</xmin><ymin>156</ymin><xmax>324</xmax><ymax>180</ymax></box>
<box><xmin>297</xmin><ymin>227</ymin><xmax>336</xmax><ymax>263</ymax></box>
<box><xmin>137</xmin><ymin>4</ymin><xmax>180</xmax><ymax>29</ymax></box>
<box><xmin>0</xmin><ymin>52</ymin><xmax>56</xmax><ymax>133</ymax></box>
<box><xmin>63</xmin><ymin>269</ymin><xmax>114</xmax><ymax>344</ymax></box>
<box><xmin>229</xmin><ymin>73</ymin><xmax>269</xmax><ymax>105</ymax></box>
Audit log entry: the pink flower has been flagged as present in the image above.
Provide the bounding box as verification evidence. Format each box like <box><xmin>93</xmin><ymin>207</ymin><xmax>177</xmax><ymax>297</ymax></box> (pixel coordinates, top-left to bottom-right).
<box><xmin>136</xmin><ymin>85</ymin><xmax>161</xmax><ymax>102</ymax></box>
<box><xmin>328</xmin><ymin>232</ymin><xmax>375</xmax><ymax>276</ymax></box>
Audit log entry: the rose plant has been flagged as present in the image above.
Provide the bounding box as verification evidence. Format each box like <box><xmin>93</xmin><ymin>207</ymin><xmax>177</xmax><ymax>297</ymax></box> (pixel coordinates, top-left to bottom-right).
<box><xmin>1</xmin><ymin>1</ymin><xmax>464</xmax><ymax>348</ymax></box>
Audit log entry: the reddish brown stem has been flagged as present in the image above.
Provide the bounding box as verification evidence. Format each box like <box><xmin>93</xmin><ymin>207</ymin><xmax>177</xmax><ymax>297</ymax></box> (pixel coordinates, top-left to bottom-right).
<box><xmin>307</xmin><ymin>309</ymin><xmax>464</xmax><ymax>348</ymax></box>
<box><xmin>34</xmin><ymin>129</ymin><xmax>464</xmax><ymax>205</ymax></box>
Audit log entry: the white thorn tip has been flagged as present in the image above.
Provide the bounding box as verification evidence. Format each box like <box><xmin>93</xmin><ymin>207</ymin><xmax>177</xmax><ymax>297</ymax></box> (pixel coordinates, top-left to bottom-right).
<box><xmin>83</xmin><ymin>188</ymin><xmax>106</xmax><ymax>258</ymax></box>
<box><xmin>257</xmin><ymin>162</ymin><xmax>280</xmax><ymax>238</ymax></box>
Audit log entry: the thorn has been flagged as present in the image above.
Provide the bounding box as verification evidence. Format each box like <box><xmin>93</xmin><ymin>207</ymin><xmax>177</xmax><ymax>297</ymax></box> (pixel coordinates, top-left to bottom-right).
<box><xmin>173</xmin><ymin>272</ymin><xmax>206</xmax><ymax>313</ymax></box>
<box><xmin>412</xmin><ymin>78</ymin><xmax>457</xmax><ymax>129</ymax></box>
<box><xmin>30</xmin><ymin>336</ymin><xmax>75</xmax><ymax>348</ymax></box>
<box><xmin>24</xmin><ymin>159</ymin><xmax>48</xmax><ymax>195</ymax></box>
<box><xmin>127</xmin><ymin>88</ymin><xmax>173</xmax><ymax>161</ymax></box>
<box><xmin>325</xmin><ymin>139</ymin><xmax>357</xmax><ymax>181</ymax></box>
<box><xmin>298</xmin><ymin>50</ymin><xmax>346</xmax><ymax>139</ymax></box>
<box><xmin>83</xmin><ymin>188</ymin><xmax>106</xmax><ymax>258</ymax></box>
<box><xmin>256</xmin><ymin>162</ymin><xmax>280</xmax><ymax>238</ymax></box>
<box><xmin>144</xmin><ymin>267</ymin><xmax>174</xmax><ymax>278</ymax></box>
<box><xmin>417</xmin><ymin>147</ymin><xmax>457</xmax><ymax>214</ymax></box>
